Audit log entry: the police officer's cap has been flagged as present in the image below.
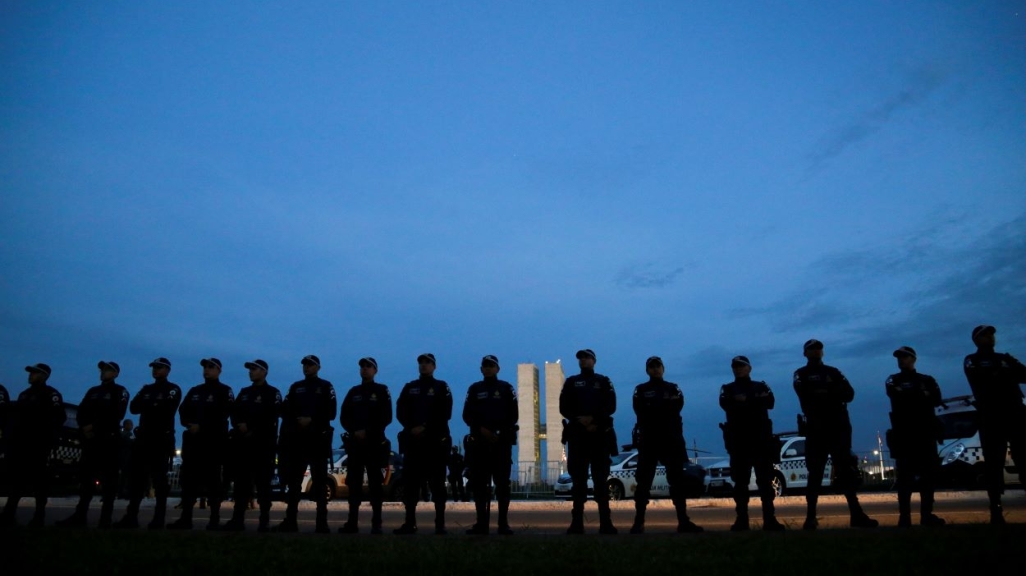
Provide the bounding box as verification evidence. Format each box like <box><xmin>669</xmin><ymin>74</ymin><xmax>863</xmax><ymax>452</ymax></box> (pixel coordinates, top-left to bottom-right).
<box><xmin>892</xmin><ymin>346</ymin><xmax>916</xmax><ymax>359</ymax></box>
<box><xmin>417</xmin><ymin>353</ymin><xmax>436</xmax><ymax>365</ymax></box>
<box><xmin>358</xmin><ymin>357</ymin><xmax>378</xmax><ymax>369</ymax></box>
<box><xmin>200</xmin><ymin>357</ymin><xmax>223</xmax><ymax>369</ymax></box>
<box><xmin>25</xmin><ymin>363</ymin><xmax>52</xmax><ymax>377</ymax></box>
<box><xmin>731</xmin><ymin>355</ymin><xmax>751</xmax><ymax>367</ymax></box>
<box><xmin>98</xmin><ymin>360</ymin><xmax>121</xmax><ymax>374</ymax></box>
<box><xmin>645</xmin><ymin>356</ymin><xmax>663</xmax><ymax>368</ymax></box>
<box><xmin>803</xmin><ymin>339</ymin><xmax>824</xmax><ymax>352</ymax></box>
<box><xmin>481</xmin><ymin>355</ymin><xmax>499</xmax><ymax>368</ymax></box>
<box><xmin>149</xmin><ymin>357</ymin><xmax>171</xmax><ymax>369</ymax></box>
<box><xmin>575</xmin><ymin>349</ymin><xmax>596</xmax><ymax>361</ymax></box>
<box><xmin>245</xmin><ymin>359</ymin><xmax>269</xmax><ymax>371</ymax></box>
<box><xmin>301</xmin><ymin>355</ymin><xmax>320</xmax><ymax>367</ymax></box>
<box><xmin>971</xmin><ymin>325</ymin><xmax>996</xmax><ymax>341</ymax></box>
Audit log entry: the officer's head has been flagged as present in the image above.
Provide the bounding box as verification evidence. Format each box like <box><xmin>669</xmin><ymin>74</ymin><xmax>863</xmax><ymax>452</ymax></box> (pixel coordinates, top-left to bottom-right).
<box><xmin>417</xmin><ymin>353</ymin><xmax>436</xmax><ymax>376</ymax></box>
<box><xmin>645</xmin><ymin>356</ymin><xmax>664</xmax><ymax>379</ymax></box>
<box><xmin>200</xmin><ymin>358</ymin><xmax>223</xmax><ymax>380</ymax></box>
<box><xmin>730</xmin><ymin>356</ymin><xmax>752</xmax><ymax>378</ymax></box>
<box><xmin>452</xmin><ymin>446</ymin><xmax>459</xmax><ymax>454</ymax></box>
<box><xmin>971</xmin><ymin>325</ymin><xmax>996</xmax><ymax>348</ymax></box>
<box><xmin>480</xmin><ymin>355</ymin><xmax>500</xmax><ymax>378</ymax></box>
<box><xmin>302</xmin><ymin>355</ymin><xmax>321</xmax><ymax>377</ymax></box>
<box><xmin>25</xmin><ymin>363</ymin><xmax>51</xmax><ymax>384</ymax></box>
<box><xmin>892</xmin><ymin>347</ymin><xmax>916</xmax><ymax>370</ymax></box>
<box><xmin>245</xmin><ymin>359</ymin><xmax>269</xmax><ymax>382</ymax></box>
<box><xmin>98</xmin><ymin>360</ymin><xmax>120</xmax><ymax>382</ymax></box>
<box><xmin>149</xmin><ymin>357</ymin><xmax>171</xmax><ymax>379</ymax></box>
<box><xmin>803</xmin><ymin>339</ymin><xmax>824</xmax><ymax>361</ymax></box>
<box><xmin>576</xmin><ymin>349</ymin><xmax>596</xmax><ymax>370</ymax></box>
<box><xmin>359</xmin><ymin>357</ymin><xmax>378</xmax><ymax>380</ymax></box>
<box><xmin>122</xmin><ymin>419</ymin><xmax>134</xmax><ymax>431</ymax></box>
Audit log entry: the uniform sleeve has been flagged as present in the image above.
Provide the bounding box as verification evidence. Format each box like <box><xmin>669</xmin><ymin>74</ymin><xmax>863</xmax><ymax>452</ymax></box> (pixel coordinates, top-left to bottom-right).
<box><xmin>50</xmin><ymin>389</ymin><xmax>67</xmax><ymax>429</ymax></box>
<box><xmin>633</xmin><ymin>386</ymin><xmax>643</xmax><ymax>418</ymax></box>
<box><xmin>440</xmin><ymin>383</ymin><xmax>453</xmax><ymax>424</ymax></box>
<box><xmin>129</xmin><ymin>386</ymin><xmax>144</xmax><ymax>415</ymax></box>
<box><xmin>753</xmin><ymin>382</ymin><xmax>775</xmax><ymax>410</ymax></box>
<box><xmin>718</xmin><ymin>384</ymin><xmax>731</xmax><ymax>412</ymax></box>
<box><xmin>77</xmin><ymin>389</ymin><xmax>94</xmax><ymax>428</ymax></box>
<box><xmin>603</xmin><ymin>377</ymin><xmax>616</xmax><ymax>420</ymax></box>
<box><xmin>396</xmin><ymin>385</ymin><xmax>409</xmax><ymax>429</ymax></box>
<box><xmin>507</xmin><ymin>384</ymin><xmax>519</xmax><ymax>427</ymax></box>
<box><xmin>792</xmin><ymin>370</ymin><xmax>807</xmax><ymax>412</ymax></box>
<box><xmin>1005</xmin><ymin>354</ymin><xmax>1026</xmax><ymax>387</ymax></box>
<box><xmin>559</xmin><ymin>379</ymin><xmax>573</xmax><ymax>420</ymax></box>
<box><xmin>461</xmin><ymin>388</ymin><xmax>475</xmax><ymax>429</ymax></box>
<box><xmin>223</xmin><ymin>387</ymin><xmax>235</xmax><ymax>424</ymax></box>
<box><xmin>322</xmin><ymin>382</ymin><xmax>338</xmax><ymax>424</ymax></box>
<box><xmin>179</xmin><ymin>389</ymin><xmax>195</xmax><ymax>427</ymax></box>
<box><xmin>231</xmin><ymin>390</ymin><xmax>246</xmax><ymax>428</ymax></box>
<box><xmin>0</xmin><ymin>386</ymin><xmax>8</xmax><ymax>432</ymax></box>
<box><xmin>926</xmin><ymin>376</ymin><xmax>943</xmax><ymax>407</ymax></box>
<box><xmin>340</xmin><ymin>388</ymin><xmax>353</xmax><ymax>432</ymax></box>
<box><xmin>835</xmin><ymin>370</ymin><xmax>855</xmax><ymax>403</ymax></box>
<box><xmin>671</xmin><ymin>384</ymin><xmax>685</xmax><ymax>414</ymax></box>
<box><xmin>381</xmin><ymin>387</ymin><xmax>393</xmax><ymax>430</ymax></box>
<box><xmin>116</xmin><ymin>387</ymin><xmax>130</xmax><ymax>422</ymax></box>
<box><xmin>167</xmin><ymin>385</ymin><xmax>183</xmax><ymax>420</ymax></box>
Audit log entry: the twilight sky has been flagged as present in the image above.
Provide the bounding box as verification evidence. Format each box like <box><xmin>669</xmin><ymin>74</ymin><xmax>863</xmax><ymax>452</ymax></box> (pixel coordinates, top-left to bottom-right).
<box><xmin>2</xmin><ymin>1</ymin><xmax>1024</xmax><ymax>462</ymax></box>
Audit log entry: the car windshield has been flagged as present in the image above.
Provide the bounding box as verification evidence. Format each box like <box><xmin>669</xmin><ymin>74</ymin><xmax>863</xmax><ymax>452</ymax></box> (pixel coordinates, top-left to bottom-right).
<box><xmin>938</xmin><ymin>411</ymin><xmax>978</xmax><ymax>440</ymax></box>
<box><xmin>610</xmin><ymin>452</ymin><xmax>634</xmax><ymax>466</ymax></box>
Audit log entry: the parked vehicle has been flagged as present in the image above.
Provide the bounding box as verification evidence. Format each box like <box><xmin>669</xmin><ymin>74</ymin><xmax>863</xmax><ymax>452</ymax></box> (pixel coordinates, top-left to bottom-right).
<box><xmin>936</xmin><ymin>395</ymin><xmax>1019</xmax><ymax>489</ymax></box>
<box><xmin>300</xmin><ymin>449</ymin><xmax>404</xmax><ymax>502</ymax></box>
<box><xmin>704</xmin><ymin>433</ymin><xmax>838</xmax><ymax>497</ymax></box>
<box><xmin>553</xmin><ymin>449</ymin><xmax>707</xmax><ymax>500</ymax></box>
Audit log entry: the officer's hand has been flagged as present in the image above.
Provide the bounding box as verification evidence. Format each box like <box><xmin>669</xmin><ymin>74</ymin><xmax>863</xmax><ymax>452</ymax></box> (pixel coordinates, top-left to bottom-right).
<box><xmin>297</xmin><ymin>417</ymin><xmax>312</xmax><ymax>428</ymax></box>
<box><xmin>480</xmin><ymin>428</ymin><xmax>496</xmax><ymax>443</ymax></box>
<box><xmin>585</xmin><ymin>424</ymin><xmax>598</xmax><ymax>433</ymax></box>
<box><xmin>734</xmin><ymin>394</ymin><xmax>747</xmax><ymax>402</ymax></box>
<box><xmin>577</xmin><ymin>416</ymin><xmax>594</xmax><ymax>427</ymax></box>
<box><xmin>82</xmin><ymin>424</ymin><xmax>95</xmax><ymax>440</ymax></box>
<box><xmin>411</xmin><ymin>425</ymin><xmax>426</xmax><ymax>437</ymax></box>
<box><xmin>236</xmin><ymin>423</ymin><xmax>249</xmax><ymax>435</ymax></box>
<box><xmin>354</xmin><ymin>430</ymin><xmax>367</xmax><ymax>441</ymax></box>
<box><xmin>188</xmin><ymin>424</ymin><xmax>200</xmax><ymax>434</ymax></box>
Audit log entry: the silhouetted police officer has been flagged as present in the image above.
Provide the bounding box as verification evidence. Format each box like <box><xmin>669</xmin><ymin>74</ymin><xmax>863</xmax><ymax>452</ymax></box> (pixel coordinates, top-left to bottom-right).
<box><xmin>794</xmin><ymin>339</ymin><xmax>877</xmax><ymax>530</ymax></box>
<box><xmin>339</xmin><ymin>357</ymin><xmax>392</xmax><ymax>535</ymax></box>
<box><xmin>885</xmin><ymin>346</ymin><xmax>945</xmax><ymax>527</ymax></box>
<box><xmin>57</xmin><ymin>361</ymin><xmax>130</xmax><ymax>528</ymax></box>
<box><xmin>0</xmin><ymin>363</ymin><xmax>66</xmax><ymax>528</ymax></box>
<box><xmin>463</xmin><ymin>355</ymin><xmax>518</xmax><ymax>535</ymax></box>
<box><xmin>963</xmin><ymin>325</ymin><xmax>1026</xmax><ymax>524</ymax></box>
<box><xmin>0</xmin><ymin>382</ymin><xmax>8</xmax><ymax>491</ymax></box>
<box><xmin>719</xmin><ymin>355</ymin><xmax>784</xmax><ymax>532</ymax></box>
<box><xmin>113</xmin><ymin>357</ymin><xmax>182</xmax><ymax>529</ymax></box>
<box><xmin>168</xmin><ymin>358</ymin><xmax>234</xmax><ymax>530</ymax></box>
<box><xmin>630</xmin><ymin>356</ymin><xmax>703</xmax><ymax>534</ymax></box>
<box><xmin>560</xmin><ymin>348</ymin><xmax>617</xmax><ymax>535</ymax></box>
<box><xmin>275</xmin><ymin>355</ymin><xmax>337</xmax><ymax>533</ymax></box>
<box><xmin>222</xmin><ymin>359</ymin><xmax>281</xmax><ymax>532</ymax></box>
<box><xmin>448</xmin><ymin>447</ymin><xmax>466</xmax><ymax>502</ymax></box>
<box><xmin>394</xmin><ymin>353</ymin><xmax>453</xmax><ymax>535</ymax></box>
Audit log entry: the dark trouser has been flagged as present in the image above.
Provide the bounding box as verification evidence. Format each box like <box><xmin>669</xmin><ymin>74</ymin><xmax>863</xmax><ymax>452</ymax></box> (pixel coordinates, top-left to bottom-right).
<box><xmin>400</xmin><ymin>437</ymin><xmax>449</xmax><ymax>525</ymax></box>
<box><xmin>231</xmin><ymin>438</ymin><xmax>276</xmax><ymax>521</ymax></box>
<box><xmin>448</xmin><ymin>474</ymin><xmax>466</xmax><ymax>501</ymax></box>
<box><xmin>345</xmin><ymin>442</ymin><xmax>386</xmax><ymax>523</ymax></box>
<box><xmin>729</xmin><ymin>444</ymin><xmax>777</xmax><ymax>520</ymax></box>
<box><xmin>978</xmin><ymin>415</ymin><xmax>1026</xmax><ymax>507</ymax></box>
<box><xmin>1</xmin><ymin>443</ymin><xmax>53</xmax><ymax>521</ymax></box>
<box><xmin>893</xmin><ymin>437</ymin><xmax>939</xmax><ymax>519</ymax></box>
<box><xmin>178</xmin><ymin>437</ymin><xmax>226</xmax><ymax>522</ymax></box>
<box><xmin>567</xmin><ymin>435</ymin><xmax>612</xmax><ymax>524</ymax></box>
<box><xmin>124</xmin><ymin>437</ymin><xmax>175</xmax><ymax>523</ymax></box>
<box><xmin>805</xmin><ymin>427</ymin><xmax>864</xmax><ymax>517</ymax></box>
<box><xmin>73</xmin><ymin>435</ymin><xmax>121</xmax><ymax>523</ymax></box>
<box><xmin>468</xmin><ymin>442</ymin><xmax>512</xmax><ymax>527</ymax></box>
<box><xmin>282</xmin><ymin>434</ymin><xmax>331</xmax><ymax>525</ymax></box>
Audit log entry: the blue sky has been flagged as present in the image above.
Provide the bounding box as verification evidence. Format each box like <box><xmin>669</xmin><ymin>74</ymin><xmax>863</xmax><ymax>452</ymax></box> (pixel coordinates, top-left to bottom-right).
<box><xmin>2</xmin><ymin>1</ymin><xmax>1024</xmax><ymax>461</ymax></box>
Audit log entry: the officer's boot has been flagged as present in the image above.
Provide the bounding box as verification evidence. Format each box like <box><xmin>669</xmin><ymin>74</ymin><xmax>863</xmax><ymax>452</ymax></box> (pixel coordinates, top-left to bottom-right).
<box><xmin>675</xmin><ymin>499</ymin><xmax>703</xmax><ymax>533</ymax></box>
<box><xmin>0</xmin><ymin>499</ymin><xmax>18</xmax><ymax>528</ymax></box>
<box><xmin>370</xmin><ymin>502</ymin><xmax>383</xmax><ymax>535</ymax></box>
<box><xmin>57</xmin><ymin>500</ymin><xmax>89</xmax><ymax>528</ymax></box>
<box><xmin>846</xmin><ymin>492</ymin><xmax>878</xmax><ymax>528</ymax></box>
<box><xmin>467</xmin><ymin>499</ymin><xmax>490</xmax><ymax>535</ymax></box>
<box><xmin>897</xmin><ymin>491</ymin><xmax>912</xmax><ymax>528</ymax></box>
<box><xmin>393</xmin><ymin>505</ymin><xmax>417</xmax><ymax>535</ymax></box>
<box><xmin>497</xmin><ymin>500</ymin><xmax>513</xmax><ymax>535</ymax></box>
<box><xmin>167</xmin><ymin>503</ymin><xmax>193</xmax><ymax>530</ymax></box>
<box><xmin>803</xmin><ymin>496</ymin><xmax>818</xmax><ymax>530</ymax></box>
<box><xmin>598</xmin><ymin>500</ymin><xmax>617</xmax><ymax>535</ymax></box>
<box><xmin>630</xmin><ymin>501</ymin><xmax>646</xmax><ymax>534</ymax></box>
<box><xmin>433</xmin><ymin>500</ymin><xmax>447</xmax><ymax>535</ymax></box>
<box><xmin>114</xmin><ymin>499</ymin><xmax>141</xmax><ymax>529</ymax></box>
<box><xmin>222</xmin><ymin>503</ymin><xmax>247</xmax><ymax>532</ymax></box>
<box><xmin>567</xmin><ymin>501</ymin><xmax>585</xmax><ymax>535</ymax></box>
<box><xmin>257</xmin><ymin>506</ymin><xmax>271</xmax><ymax>533</ymax></box>
<box><xmin>731</xmin><ymin>499</ymin><xmax>750</xmax><ymax>532</ymax></box>
<box><xmin>98</xmin><ymin>498</ymin><xmax>115</xmax><ymax>529</ymax></box>
<box><xmin>28</xmin><ymin>500</ymin><xmax>46</xmax><ymax>529</ymax></box>
<box><xmin>206</xmin><ymin>501</ymin><xmax>221</xmax><ymax>531</ymax></box>
<box><xmin>988</xmin><ymin>491</ymin><xmax>1005</xmax><ymax>525</ymax></box>
<box><xmin>761</xmin><ymin>498</ymin><xmax>784</xmax><ymax>531</ymax></box>
<box><xmin>339</xmin><ymin>502</ymin><xmax>360</xmax><ymax>533</ymax></box>
<box><xmin>149</xmin><ymin>497</ymin><xmax>168</xmax><ymax>530</ymax></box>
<box><xmin>273</xmin><ymin>504</ymin><xmax>299</xmax><ymax>533</ymax></box>
<box><xmin>920</xmin><ymin>490</ymin><xmax>944</xmax><ymax>526</ymax></box>
<box><xmin>314</xmin><ymin>502</ymin><xmax>329</xmax><ymax>534</ymax></box>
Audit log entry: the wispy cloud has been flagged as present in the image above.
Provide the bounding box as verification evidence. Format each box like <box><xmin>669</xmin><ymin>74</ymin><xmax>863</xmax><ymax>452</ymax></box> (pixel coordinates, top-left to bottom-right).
<box><xmin>615</xmin><ymin>262</ymin><xmax>686</xmax><ymax>289</ymax></box>
<box><xmin>808</xmin><ymin>65</ymin><xmax>949</xmax><ymax>170</ymax></box>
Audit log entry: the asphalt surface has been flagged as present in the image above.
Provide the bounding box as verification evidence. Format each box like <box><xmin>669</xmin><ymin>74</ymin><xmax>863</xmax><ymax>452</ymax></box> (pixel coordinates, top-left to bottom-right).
<box><xmin>4</xmin><ymin>490</ymin><xmax>1024</xmax><ymax>534</ymax></box>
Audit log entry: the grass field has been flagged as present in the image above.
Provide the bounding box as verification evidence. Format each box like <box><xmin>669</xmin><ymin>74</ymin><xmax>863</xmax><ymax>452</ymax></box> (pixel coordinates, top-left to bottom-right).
<box><xmin>3</xmin><ymin>524</ymin><xmax>1025</xmax><ymax>576</ymax></box>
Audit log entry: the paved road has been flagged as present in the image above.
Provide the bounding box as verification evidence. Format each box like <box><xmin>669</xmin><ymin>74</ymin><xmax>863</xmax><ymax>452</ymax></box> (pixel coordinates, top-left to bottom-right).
<box><xmin>4</xmin><ymin>491</ymin><xmax>1024</xmax><ymax>534</ymax></box>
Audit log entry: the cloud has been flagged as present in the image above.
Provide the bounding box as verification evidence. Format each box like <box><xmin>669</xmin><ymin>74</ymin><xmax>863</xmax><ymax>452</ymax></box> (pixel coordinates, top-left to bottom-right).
<box><xmin>614</xmin><ymin>262</ymin><xmax>686</xmax><ymax>289</ymax></box>
<box><xmin>808</xmin><ymin>65</ymin><xmax>949</xmax><ymax>170</ymax></box>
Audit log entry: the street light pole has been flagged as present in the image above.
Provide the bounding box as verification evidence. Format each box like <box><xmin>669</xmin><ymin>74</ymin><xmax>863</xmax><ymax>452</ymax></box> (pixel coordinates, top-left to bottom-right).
<box><xmin>877</xmin><ymin>431</ymin><xmax>885</xmax><ymax>480</ymax></box>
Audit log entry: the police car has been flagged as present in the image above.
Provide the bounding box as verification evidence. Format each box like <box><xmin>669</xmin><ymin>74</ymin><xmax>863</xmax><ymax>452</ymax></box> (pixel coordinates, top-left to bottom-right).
<box><xmin>936</xmin><ymin>395</ymin><xmax>1019</xmax><ymax>489</ymax></box>
<box><xmin>704</xmin><ymin>434</ymin><xmax>833</xmax><ymax>497</ymax></box>
<box><xmin>553</xmin><ymin>449</ymin><xmax>707</xmax><ymax>500</ymax></box>
<box><xmin>301</xmin><ymin>449</ymin><xmax>404</xmax><ymax>502</ymax></box>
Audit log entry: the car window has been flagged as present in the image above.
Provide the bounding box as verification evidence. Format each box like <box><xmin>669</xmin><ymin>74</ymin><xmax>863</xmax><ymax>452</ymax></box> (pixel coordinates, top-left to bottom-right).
<box><xmin>609</xmin><ymin>452</ymin><xmax>634</xmax><ymax>467</ymax></box>
<box><xmin>788</xmin><ymin>440</ymin><xmax>805</xmax><ymax>457</ymax></box>
<box><xmin>622</xmin><ymin>455</ymin><xmax>638</xmax><ymax>469</ymax></box>
<box><xmin>938</xmin><ymin>411</ymin><xmax>978</xmax><ymax>440</ymax></box>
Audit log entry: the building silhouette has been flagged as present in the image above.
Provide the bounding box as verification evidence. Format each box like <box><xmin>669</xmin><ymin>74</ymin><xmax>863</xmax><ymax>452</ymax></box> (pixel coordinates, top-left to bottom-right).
<box><xmin>516</xmin><ymin>360</ymin><xmax>566</xmax><ymax>484</ymax></box>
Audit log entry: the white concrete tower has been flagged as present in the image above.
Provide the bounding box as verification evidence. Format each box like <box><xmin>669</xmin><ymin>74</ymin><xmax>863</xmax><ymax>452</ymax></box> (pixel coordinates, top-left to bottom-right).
<box><xmin>516</xmin><ymin>363</ymin><xmax>541</xmax><ymax>483</ymax></box>
<box><xmin>544</xmin><ymin>360</ymin><xmax>566</xmax><ymax>471</ymax></box>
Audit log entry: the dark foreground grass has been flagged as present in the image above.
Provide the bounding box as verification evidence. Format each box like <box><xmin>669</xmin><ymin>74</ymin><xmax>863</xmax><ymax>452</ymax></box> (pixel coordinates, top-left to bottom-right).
<box><xmin>4</xmin><ymin>525</ymin><xmax>1025</xmax><ymax>576</ymax></box>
